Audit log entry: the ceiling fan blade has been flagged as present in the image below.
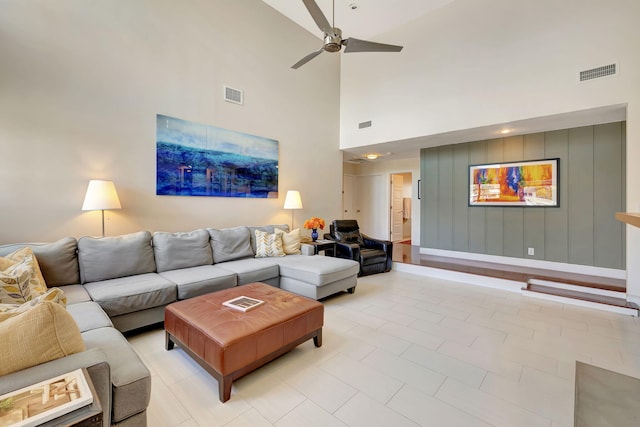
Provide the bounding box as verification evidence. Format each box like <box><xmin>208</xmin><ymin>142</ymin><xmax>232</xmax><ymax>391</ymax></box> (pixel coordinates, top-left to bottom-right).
<box><xmin>343</xmin><ymin>38</ymin><xmax>404</xmax><ymax>53</ymax></box>
<box><xmin>302</xmin><ymin>0</ymin><xmax>334</xmax><ymax>35</ymax></box>
<box><xmin>291</xmin><ymin>48</ymin><xmax>324</xmax><ymax>69</ymax></box>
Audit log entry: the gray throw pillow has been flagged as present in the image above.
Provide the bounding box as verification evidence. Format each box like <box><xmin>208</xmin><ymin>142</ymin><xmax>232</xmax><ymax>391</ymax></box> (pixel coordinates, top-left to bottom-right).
<box><xmin>78</xmin><ymin>231</ymin><xmax>156</xmax><ymax>283</ymax></box>
<box><xmin>208</xmin><ymin>226</ymin><xmax>254</xmax><ymax>263</ymax></box>
<box><xmin>152</xmin><ymin>229</ymin><xmax>213</xmax><ymax>272</ymax></box>
<box><xmin>0</xmin><ymin>237</ymin><xmax>80</xmax><ymax>286</ymax></box>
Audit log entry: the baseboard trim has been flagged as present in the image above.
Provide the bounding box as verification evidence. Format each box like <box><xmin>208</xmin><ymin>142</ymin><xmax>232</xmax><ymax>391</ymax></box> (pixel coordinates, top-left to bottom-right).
<box><xmin>420</xmin><ymin>248</ymin><xmax>626</xmax><ymax>280</ymax></box>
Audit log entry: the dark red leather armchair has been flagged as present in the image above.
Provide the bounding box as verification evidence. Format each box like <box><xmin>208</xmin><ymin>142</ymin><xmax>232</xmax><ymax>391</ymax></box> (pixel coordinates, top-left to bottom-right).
<box><xmin>324</xmin><ymin>219</ymin><xmax>393</xmax><ymax>276</ymax></box>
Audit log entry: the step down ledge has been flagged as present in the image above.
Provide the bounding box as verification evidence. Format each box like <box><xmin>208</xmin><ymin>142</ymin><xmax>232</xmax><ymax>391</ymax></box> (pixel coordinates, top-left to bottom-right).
<box><xmin>527</xmin><ymin>279</ymin><xmax>626</xmax><ymax>299</ymax></box>
<box><xmin>522</xmin><ymin>289</ymin><xmax>639</xmax><ymax>317</ymax></box>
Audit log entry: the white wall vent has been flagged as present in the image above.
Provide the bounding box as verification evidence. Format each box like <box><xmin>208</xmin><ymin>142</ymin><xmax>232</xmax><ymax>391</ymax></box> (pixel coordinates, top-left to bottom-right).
<box><xmin>224</xmin><ymin>85</ymin><xmax>243</xmax><ymax>105</ymax></box>
<box><xmin>579</xmin><ymin>63</ymin><xmax>617</xmax><ymax>82</ymax></box>
<box><xmin>358</xmin><ymin>120</ymin><xmax>372</xmax><ymax>129</ymax></box>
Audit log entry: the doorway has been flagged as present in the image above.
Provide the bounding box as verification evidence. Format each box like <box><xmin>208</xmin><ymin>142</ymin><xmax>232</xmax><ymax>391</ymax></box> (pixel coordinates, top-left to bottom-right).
<box><xmin>390</xmin><ymin>172</ymin><xmax>412</xmax><ymax>243</ymax></box>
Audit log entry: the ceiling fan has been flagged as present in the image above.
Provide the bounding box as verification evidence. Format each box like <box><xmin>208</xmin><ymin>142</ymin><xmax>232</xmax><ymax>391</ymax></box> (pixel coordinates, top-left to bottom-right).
<box><xmin>291</xmin><ymin>0</ymin><xmax>404</xmax><ymax>69</ymax></box>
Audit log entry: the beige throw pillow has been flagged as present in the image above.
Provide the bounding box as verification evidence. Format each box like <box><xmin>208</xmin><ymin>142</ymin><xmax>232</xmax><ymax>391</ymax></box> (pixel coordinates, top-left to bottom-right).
<box><xmin>275</xmin><ymin>228</ymin><xmax>301</xmax><ymax>255</ymax></box>
<box><xmin>0</xmin><ymin>301</ymin><xmax>85</xmax><ymax>376</ymax></box>
<box><xmin>0</xmin><ymin>248</ymin><xmax>48</xmax><ymax>305</ymax></box>
<box><xmin>254</xmin><ymin>230</ymin><xmax>285</xmax><ymax>258</ymax></box>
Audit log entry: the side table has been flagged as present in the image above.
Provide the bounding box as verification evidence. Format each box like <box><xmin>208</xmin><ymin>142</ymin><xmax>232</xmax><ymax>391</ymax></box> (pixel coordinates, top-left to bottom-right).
<box><xmin>307</xmin><ymin>239</ymin><xmax>336</xmax><ymax>255</ymax></box>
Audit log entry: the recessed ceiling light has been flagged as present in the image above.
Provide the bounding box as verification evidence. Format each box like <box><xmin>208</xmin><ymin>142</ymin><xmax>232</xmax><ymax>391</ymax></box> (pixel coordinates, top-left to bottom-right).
<box><xmin>500</xmin><ymin>129</ymin><xmax>511</xmax><ymax>134</ymax></box>
<box><xmin>366</xmin><ymin>153</ymin><xmax>379</xmax><ymax>160</ymax></box>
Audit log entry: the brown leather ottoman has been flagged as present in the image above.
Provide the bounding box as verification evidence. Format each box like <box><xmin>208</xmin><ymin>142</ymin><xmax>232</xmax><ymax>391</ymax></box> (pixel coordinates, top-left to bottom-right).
<box><xmin>164</xmin><ymin>282</ymin><xmax>324</xmax><ymax>402</ymax></box>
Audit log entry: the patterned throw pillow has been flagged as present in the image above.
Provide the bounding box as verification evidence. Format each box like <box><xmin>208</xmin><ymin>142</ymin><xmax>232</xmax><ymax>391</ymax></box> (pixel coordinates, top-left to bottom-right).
<box><xmin>0</xmin><ymin>249</ymin><xmax>48</xmax><ymax>305</ymax></box>
<box><xmin>275</xmin><ymin>228</ymin><xmax>301</xmax><ymax>255</ymax></box>
<box><xmin>254</xmin><ymin>230</ymin><xmax>285</xmax><ymax>258</ymax></box>
<box><xmin>0</xmin><ymin>288</ymin><xmax>67</xmax><ymax>322</ymax></box>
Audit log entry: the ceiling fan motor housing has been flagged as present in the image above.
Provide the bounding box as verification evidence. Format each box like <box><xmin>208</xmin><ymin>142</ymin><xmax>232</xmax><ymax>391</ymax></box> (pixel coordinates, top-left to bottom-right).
<box><xmin>324</xmin><ymin>27</ymin><xmax>342</xmax><ymax>52</ymax></box>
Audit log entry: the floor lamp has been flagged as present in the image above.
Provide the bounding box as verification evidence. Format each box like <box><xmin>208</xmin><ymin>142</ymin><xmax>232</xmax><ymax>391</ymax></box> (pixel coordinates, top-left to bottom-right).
<box><xmin>82</xmin><ymin>180</ymin><xmax>122</xmax><ymax>237</ymax></box>
<box><xmin>283</xmin><ymin>190</ymin><xmax>303</xmax><ymax>230</ymax></box>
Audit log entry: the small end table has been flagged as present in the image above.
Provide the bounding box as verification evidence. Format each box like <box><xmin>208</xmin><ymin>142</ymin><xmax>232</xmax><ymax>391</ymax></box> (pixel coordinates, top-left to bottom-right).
<box><xmin>307</xmin><ymin>240</ymin><xmax>336</xmax><ymax>255</ymax></box>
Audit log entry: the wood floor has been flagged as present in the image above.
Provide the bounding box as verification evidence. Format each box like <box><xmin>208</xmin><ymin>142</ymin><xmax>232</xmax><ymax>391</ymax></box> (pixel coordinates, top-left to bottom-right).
<box><xmin>391</xmin><ymin>243</ymin><xmax>625</xmax><ymax>292</ymax></box>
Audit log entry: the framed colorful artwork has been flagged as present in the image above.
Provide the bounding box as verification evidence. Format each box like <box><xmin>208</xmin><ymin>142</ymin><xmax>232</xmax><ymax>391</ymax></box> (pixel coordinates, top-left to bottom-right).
<box><xmin>156</xmin><ymin>114</ymin><xmax>278</xmax><ymax>198</ymax></box>
<box><xmin>469</xmin><ymin>158</ymin><xmax>559</xmax><ymax>207</ymax></box>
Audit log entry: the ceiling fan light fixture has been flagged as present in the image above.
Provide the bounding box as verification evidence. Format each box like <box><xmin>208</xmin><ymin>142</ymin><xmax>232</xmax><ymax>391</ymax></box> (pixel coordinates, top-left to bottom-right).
<box><xmin>324</xmin><ymin>28</ymin><xmax>343</xmax><ymax>52</ymax></box>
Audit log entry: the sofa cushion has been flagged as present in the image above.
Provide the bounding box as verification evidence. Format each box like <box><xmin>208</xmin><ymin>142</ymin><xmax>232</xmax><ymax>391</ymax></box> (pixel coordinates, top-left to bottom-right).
<box><xmin>0</xmin><ymin>237</ymin><xmax>80</xmax><ymax>287</ymax></box>
<box><xmin>78</xmin><ymin>231</ymin><xmax>156</xmax><ymax>283</ymax></box>
<box><xmin>82</xmin><ymin>327</ymin><xmax>151</xmax><ymax>423</ymax></box>
<box><xmin>208</xmin><ymin>226</ymin><xmax>254</xmax><ymax>263</ymax></box>
<box><xmin>216</xmin><ymin>258</ymin><xmax>279</xmax><ymax>285</ymax></box>
<box><xmin>159</xmin><ymin>265</ymin><xmax>237</xmax><ymax>300</ymax></box>
<box><xmin>275</xmin><ymin>228</ymin><xmax>301</xmax><ymax>255</ymax></box>
<box><xmin>0</xmin><ymin>249</ymin><xmax>48</xmax><ymax>304</ymax></box>
<box><xmin>153</xmin><ymin>229</ymin><xmax>213</xmax><ymax>272</ymax></box>
<box><xmin>67</xmin><ymin>301</ymin><xmax>114</xmax><ymax>332</ymax></box>
<box><xmin>0</xmin><ymin>301</ymin><xmax>85</xmax><ymax>376</ymax></box>
<box><xmin>254</xmin><ymin>229</ymin><xmax>285</xmax><ymax>258</ymax></box>
<box><xmin>269</xmin><ymin>255</ymin><xmax>360</xmax><ymax>286</ymax></box>
<box><xmin>83</xmin><ymin>273</ymin><xmax>176</xmax><ymax>317</ymax></box>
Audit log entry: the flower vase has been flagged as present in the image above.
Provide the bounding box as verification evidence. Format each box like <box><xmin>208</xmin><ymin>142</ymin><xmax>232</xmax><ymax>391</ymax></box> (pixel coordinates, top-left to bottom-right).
<box><xmin>311</xmin><ymin>229</ymin><xmax>319</xmax><ymax>242</ymax></box>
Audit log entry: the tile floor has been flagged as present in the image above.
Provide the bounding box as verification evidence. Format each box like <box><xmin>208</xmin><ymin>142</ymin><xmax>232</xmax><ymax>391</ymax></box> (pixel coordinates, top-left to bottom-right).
<box><xmin>128</xmin><ymin>270</ymin><xmax>640</xmax><ymax>426</ymax></box>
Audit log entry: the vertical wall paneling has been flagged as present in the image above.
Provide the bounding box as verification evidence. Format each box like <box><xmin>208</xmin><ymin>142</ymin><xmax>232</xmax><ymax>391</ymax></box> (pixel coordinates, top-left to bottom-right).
<box><xmin>467</xmin><ymin>141</ymin><xmax>487</xmax><ymax>253</ymax></box>
<box><xmin>503</xmin><ymin>136</ymin><xmax>525</xmax><ymax>258</ymax></box>
<box><xmin>437</xmin><ymin>146</ymin><xmax>454</xmax><ymax>249</ymax></box>
<box><xmin>544</xmin><ymin>130</ymin><xmax>569</xmax><ymax>263</ymax></box>
<box><xmin>452</xmin><ymin>143</ymin><xmax>469</xmax><ymax>251</ymax></box>
<box><xmin>523</xmin><ymin>133</ymin><xmax>546</xmax><ymax>260</ymax></box>
<box><xmin>594</xmin><ymin>122</ymin><xmax>624</xmax><ymax>269</ymax></box>
<box><xmin>421</xmin><ymin>148</ymin><xmax>439</xmax><ymax>247</ymax></box>
<box><xmin>420</xmin><ymin>122</ymin><xmax>626</xmax><ymax>270</ymax></box>
<box><xmin>568</xmin><ymin>126</ymin><xmax>595</xmax><ymax>266</ymax></box>
<box><xmin>485</xmin><ymin>138</ymin><xmax>505</xmax><ymax>256</ymax></box>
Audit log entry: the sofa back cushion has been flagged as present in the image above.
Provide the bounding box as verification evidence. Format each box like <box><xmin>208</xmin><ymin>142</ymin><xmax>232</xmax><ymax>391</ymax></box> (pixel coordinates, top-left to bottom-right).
<box><xmin>208</xmin><ymin>226</ymin><xmax>254</xmax><ymax>263</ymax></box>
<box><xmin>0</xmin><ymin>237</ymin><xmax>80</xmax><ymax>286</ymax></box>
<box><xmin>78</xmin><ymin>231</ymin><xmax>156</xmax><ymax>283</ymax></box>
<box><xmin>153</xmin><ymin>229</ymin><xmax>213</xmax><ymax>272</ymax></box>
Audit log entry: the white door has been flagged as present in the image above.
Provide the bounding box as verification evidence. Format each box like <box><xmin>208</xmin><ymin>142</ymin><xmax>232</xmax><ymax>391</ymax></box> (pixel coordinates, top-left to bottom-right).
<box><xmin>391</xmin><ymin>174</ymin><xmax>404</xmax><ymax>242</ymax></box>
<box><xmin>342</xmin><ymin>174</ymin><xmax>356</xmax><ymax>219</ymax></box>
<box><xmin>356</xmin><ymin>174</ymin><xmax>385</xmax><ymax>239</ymax></box>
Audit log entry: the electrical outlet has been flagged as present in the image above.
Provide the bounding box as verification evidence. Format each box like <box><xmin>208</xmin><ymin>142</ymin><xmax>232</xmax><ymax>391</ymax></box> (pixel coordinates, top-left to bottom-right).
<box><xmin>528</xmin><ymin>247</ymin><xmax>535</xmax><ymax>256</ymax></box>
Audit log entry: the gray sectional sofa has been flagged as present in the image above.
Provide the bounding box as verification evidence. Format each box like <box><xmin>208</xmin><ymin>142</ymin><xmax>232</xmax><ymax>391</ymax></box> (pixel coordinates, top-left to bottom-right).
<box><xmin>0</xmin><ymin>224</ymin><xmax>359</xmax><ymax>426</ymax></box>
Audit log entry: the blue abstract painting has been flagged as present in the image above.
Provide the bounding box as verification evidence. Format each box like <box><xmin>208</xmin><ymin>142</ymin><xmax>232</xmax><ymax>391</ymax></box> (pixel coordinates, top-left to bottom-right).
<box><xmin>156</xmin><ymin>114</ymin><xmax>278</xmax><ymax>198</ymax></box>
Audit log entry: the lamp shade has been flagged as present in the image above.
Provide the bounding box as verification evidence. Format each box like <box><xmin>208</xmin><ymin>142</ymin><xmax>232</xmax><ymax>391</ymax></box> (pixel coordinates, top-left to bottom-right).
<box><xmin>82</xmin><ymin>180</ymin><xmax>122</xmax><ymax>211</ymax></box>
<box><xmin>283</xmin><ymin>190</ymin><xmax>303</xmax><ymax>209</ymax></box>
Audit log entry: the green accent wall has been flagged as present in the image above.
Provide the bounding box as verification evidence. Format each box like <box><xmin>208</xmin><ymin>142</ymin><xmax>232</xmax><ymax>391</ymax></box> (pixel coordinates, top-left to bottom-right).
<box><xmin>420</xmin><ymin>122</ymin><xmax>626</xmax><ymax>269</ymax></box>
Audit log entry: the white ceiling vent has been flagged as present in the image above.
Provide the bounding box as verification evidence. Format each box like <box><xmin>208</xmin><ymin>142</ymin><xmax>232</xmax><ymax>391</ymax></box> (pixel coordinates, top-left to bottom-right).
<box><xmin>224</xmin><ymin>85</ymin><xmax>243</xmax><ymax>105</ymax></box>
<box><xmin>579</xmin><ymin>63</ymin><xmax>617</xmax><ymax>82</ymax></box>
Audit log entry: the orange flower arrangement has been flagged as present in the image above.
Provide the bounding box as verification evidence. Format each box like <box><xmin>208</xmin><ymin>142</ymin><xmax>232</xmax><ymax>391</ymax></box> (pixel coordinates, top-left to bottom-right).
<box><xmin>303</xmin><ymin>216</ymin><xmax>325</xmax><ymax>230</ymax></box>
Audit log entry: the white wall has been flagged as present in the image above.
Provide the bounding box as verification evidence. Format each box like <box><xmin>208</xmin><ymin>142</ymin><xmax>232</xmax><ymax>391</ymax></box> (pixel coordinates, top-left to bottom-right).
<box><xmin>0</xmin><ymin>0</ymin><xmax>342</xmax><ymax>243</ymax></box>
<box><xmin>339</xmin><ymin>0</ymin><xmax>640</xmax><ymax>301</ymax></box>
